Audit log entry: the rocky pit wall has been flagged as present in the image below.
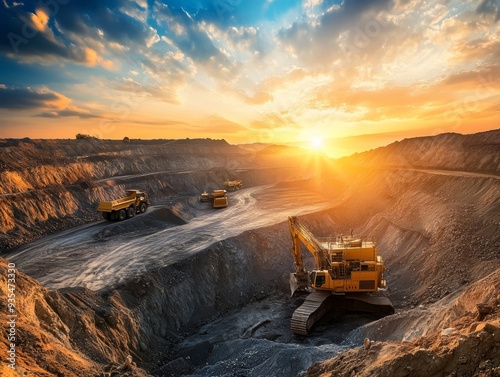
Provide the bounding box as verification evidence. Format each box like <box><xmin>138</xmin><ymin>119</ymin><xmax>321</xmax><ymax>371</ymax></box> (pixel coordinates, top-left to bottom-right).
<box><xmin>340</xmin><ymin>129</ymin><xmax>500</xmax><ymax>173</ymax></box>
<box><xmin>335</xmin><ymin>168</ymin><xmax>500</xmax><ymax>308</ymax></box>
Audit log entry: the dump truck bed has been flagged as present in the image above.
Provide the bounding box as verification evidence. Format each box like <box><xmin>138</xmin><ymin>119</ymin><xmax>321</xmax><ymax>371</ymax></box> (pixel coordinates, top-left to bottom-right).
<box><xmin>211</xmin><ymin>189</ymin><xmax>227</xmax><ymax>198</ymax></box>
<box><xmin>97</xmin><ymin>194</ymin><xmax>136</xmax><ymax>212</ymax></box>
<box><xmin>213</xmin><ymin>196</ymin><xmax>228</xmax><ymax>208</ymax></box>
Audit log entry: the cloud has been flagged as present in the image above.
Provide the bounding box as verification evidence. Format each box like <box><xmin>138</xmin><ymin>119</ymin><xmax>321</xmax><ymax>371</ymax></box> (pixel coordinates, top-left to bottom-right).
<box><xmin>305</xmin><ymin>61</ymin><xmax>500</xmax><ymax>124</ymax></box>
<box><xmin>154</xmin><ymin>3</ymin><xmax>221</xmax><ymax>63</ymax></box>
<box><xmin>243</xmin><ymin>90</ymin><xmax>274</xmax><ymax>105</ymax></box>
<box><xmin>54</xmin><ymin>0</ymin><xmax>158</xmax><ymax>48</ymax></box>
<box><xmin>258</xmin><ymin>68</ymin><xmax>313</xmax><ymax>92</ymax></box>
<box><xmin>452</xmin><ymin>38</ymin><xmax>500</xmax><ymax>64</ymax></box>
<box><xmin>0</xmin><ymin>85</ymin><xmax>101</xmax><ymax>119</ymax></box>
<box><xmin>0</xmin><ymin>85</ymin><xmax>70</xmax><ymax>109</ymax></box>
<box><xmin>278</xmin><ymin>0</ymin><xmax>396</xmax><ymax>65</ymax></box>
<box><xmin>442</xmin><ymin>65</ymin><xmax>500</xmax><ymax>89</ymax></box>
<box><xmin>476</xmin><ymin>0</ymin><xmax>500</xmax><ymax>22</ymax></box>
<box><xmin>153</xmin><ymin>2</ymin><xmax>240</xmax><ymax>80</ymax></box>
<box><xmin>121</xmin><ymin>119</ymin><xmax>190</xmax><ymax>127</ymax></box>
<box><xmin>0</xmin><ymin>6</ymin><xmax>88</xmax><ymax>65</ymax></box>
<box><xmin>1</xmin><ymin>0</ymin><xmax>499</xmax><ymax>143</ymax></box>
<box><xmin>111</xmin><ymin>77</ymin><xmax>179</xmax><ymax>104</ymax></box>
<box><xmin>0</xmin><ymin>0</ymin><xmax>157</xmax><ymax>67</ymax></box>
<box><xmin>37</xmin><ymin>108</ymin><xmax>101</xmax><ymax>119</ymax></box>
<box><xmin>223</xmin><ymin>25</ymin><xmax>269</xmax><ymax>57</ymax></box>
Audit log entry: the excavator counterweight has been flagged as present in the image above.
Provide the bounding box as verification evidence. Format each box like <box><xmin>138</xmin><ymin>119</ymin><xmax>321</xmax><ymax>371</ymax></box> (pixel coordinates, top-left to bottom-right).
<box><xmin>288</xmin><ymin>216</ymin><xmax>394</xmax><ymax>335</ymax></box>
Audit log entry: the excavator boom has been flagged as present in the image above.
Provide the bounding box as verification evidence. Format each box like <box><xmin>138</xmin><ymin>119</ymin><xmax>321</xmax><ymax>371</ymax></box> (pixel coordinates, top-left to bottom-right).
<box><xmin>289</xmin><ymin>216</ymin><xmax>330</xmax><ymax>295</ymax></box>
<box><xmin>289</xmin><ymin>216</ymin><xmax>329</xmax><ymax>270</ymax></box>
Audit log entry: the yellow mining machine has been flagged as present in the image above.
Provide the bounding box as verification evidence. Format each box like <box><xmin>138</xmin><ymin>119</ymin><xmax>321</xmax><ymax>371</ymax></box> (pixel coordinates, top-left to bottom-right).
<box><xmin>97</xmin><ymin>190</ymin><xmax>150</xmax><ymax>221</ymax></box>
<box><xmin>199</xmin><ymin>191</ymin><xmax>211</xmax><ymax>202</ymax></box>
<box><xmin>199</xmin><ymin>189</ymin><xmax>228</xmax><ymax>208</ymax></box>
<box><xmin>288</xmin><ymin>216</ymin><xmax>394</xmax><ymax>335</ymax></box>
<box><xmin>224</xmin><ymin>179</ymin><xmax>243</xmax><ymax>191</ymax></box>
<box><xmin>211</xmin><ymin>189</ymin><xmax>228</xmax><ymax>208</ymax></box>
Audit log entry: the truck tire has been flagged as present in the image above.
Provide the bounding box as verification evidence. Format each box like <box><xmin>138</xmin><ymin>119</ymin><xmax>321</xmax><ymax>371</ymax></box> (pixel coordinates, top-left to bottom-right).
<box><xmin>118</xmin><ymin>209</ymin><xmax>127</xmax><ymax>221</ymax></box>
<box><xmin>139</xmin><ymin>202</ymin><xmax>147</xmax><ymax>213</ymax></box>
<box><xmin>102</xmin><ymin>212</ymin><xmax>111</xmax><ymax>220</ymax></box>
<box><xmin>127</xmin><ymin>207</ymin><xmax>135</xmax><ymax>219</ymax></box>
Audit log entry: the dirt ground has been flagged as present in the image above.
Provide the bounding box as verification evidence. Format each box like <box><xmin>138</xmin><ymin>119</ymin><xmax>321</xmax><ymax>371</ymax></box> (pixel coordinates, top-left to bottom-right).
<box><xmin>7</xmin><ymin>185</ymin><xmax>333</xmax><ymax>291</ymax></box>
<box><xmin>1</xmin><ymin>131</ymin><xmax>499</xmax><ymax>376</ymax></box>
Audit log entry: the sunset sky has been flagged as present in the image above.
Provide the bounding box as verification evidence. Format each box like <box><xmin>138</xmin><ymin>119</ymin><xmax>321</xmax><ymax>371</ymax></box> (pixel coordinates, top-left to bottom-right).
<box><xmin>0</xmin><ymin>0</ymin><xmax>499</xmax><ymax>157</ymax></box>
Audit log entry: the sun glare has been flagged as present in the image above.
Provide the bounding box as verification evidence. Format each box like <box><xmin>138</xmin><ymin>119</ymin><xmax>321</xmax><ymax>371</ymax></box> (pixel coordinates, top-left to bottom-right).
<box><xmin>310</xmin><ymin>136</ymin><xmax>324</xmax><ymax>150</ymax></box>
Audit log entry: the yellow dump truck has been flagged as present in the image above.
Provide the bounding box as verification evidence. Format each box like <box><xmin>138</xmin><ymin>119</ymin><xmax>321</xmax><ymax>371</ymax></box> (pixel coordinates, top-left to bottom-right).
<box><xmin>224</xmin><ymin>179</ymin><xmax>242</xmax><ymax>190</ymax></box>
<box><xmin>97</xmin><ymin>190</ymin><xmax>150</xmax><ymax>221</ymax></box>
<box><xmin>211</xmin><ymin>189</ymin><xmax>228</xmax><ymax>208</ymax></box>
<box><xmin>199</xmin><ymin>189</ymin><xmax>228</xmax><ymax>208</ymax></box>
<box><xmin>199</xmin><ymin>191</ymin><xmax>211</xmax><ymax>202</ymax></box>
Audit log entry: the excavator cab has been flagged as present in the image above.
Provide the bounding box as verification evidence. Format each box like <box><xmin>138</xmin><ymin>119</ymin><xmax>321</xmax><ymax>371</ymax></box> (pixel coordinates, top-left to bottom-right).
<box><xmin>312</xmin><ymin>271</ymin><xmax>326</xmax><ymax>288</ymax></box>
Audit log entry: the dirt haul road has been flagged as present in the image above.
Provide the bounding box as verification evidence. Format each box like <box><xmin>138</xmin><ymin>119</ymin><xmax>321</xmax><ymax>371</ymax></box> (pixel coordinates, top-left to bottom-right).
<box><xmin>8</xmin><ymin>184</ymin><xmax>333</xmax><ymax>291</ymax></box>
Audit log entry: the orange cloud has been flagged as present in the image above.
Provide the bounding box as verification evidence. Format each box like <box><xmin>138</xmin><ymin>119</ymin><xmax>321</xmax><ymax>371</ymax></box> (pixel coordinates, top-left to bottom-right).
<box><xmin>243</xmin><ymin>90</ymin><xmax>273</xmax><ymax>105</ymax></box>
<box><xmin>84</xmin><ymin>48</ymin><xmax>98</xmax><ymax>66</ymax></box>
<box><xmin>30</xmin><ymin>9</ymin><xmax>49</xmax><ymax>32</ymax></box>
<box><xmin>38</xmin><ymin>87</ymin><xmax>72</xmax><ymax>110</ymax></box>
<box><xmin>452</xmin><ymin>39</ymin><xmax>500</xmax><ymax>64</ymax></box>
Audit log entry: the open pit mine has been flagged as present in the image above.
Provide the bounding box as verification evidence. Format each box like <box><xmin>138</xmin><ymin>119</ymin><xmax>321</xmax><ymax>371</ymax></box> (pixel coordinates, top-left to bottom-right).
<box><xmin>1</xmin><ymin>130</ymin><xmax>499</xmax><ymax>376</ymax></box>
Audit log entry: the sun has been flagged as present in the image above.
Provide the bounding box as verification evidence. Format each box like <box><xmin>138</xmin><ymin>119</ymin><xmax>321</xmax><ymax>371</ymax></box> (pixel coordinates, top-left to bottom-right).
<box><xmin>310</xmin><ymin>136</ymin><xmax>324</xmax><ymax>150</ymax></box>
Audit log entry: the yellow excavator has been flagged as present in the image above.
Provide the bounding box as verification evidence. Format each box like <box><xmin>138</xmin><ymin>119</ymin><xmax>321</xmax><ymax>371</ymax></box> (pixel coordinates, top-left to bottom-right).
<box><xmin>288</xmin><ymin>216</ymin><xmax>394</xmax><ymax>335</ymax></box>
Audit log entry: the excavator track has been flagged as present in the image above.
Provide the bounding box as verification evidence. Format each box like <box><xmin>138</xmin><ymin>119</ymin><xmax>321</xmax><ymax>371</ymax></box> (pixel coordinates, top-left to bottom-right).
<box><xmin>343</xmin><ymin>294</ymin><xmax>395</xmax><ymax>315</ymax></box>
<box><xmin>291</xmin><ymin>291</ymin><xmax>335</xmax><ymax>336</ymax></box>
<box><xmin>291</xmin><ymin>292</ymin><xmax>395</xmax><ymax>336</ymax></box>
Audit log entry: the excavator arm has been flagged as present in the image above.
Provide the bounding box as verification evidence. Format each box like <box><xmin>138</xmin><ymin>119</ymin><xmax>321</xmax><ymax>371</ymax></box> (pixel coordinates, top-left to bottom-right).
<box><xmin>288</xmin><ymin>216</ymin><xmax>330</xmax><ymax>295</ymax></box>
<box><xmin>289</xmin><ymin>216</ymin><xmax>329</xmax><ymax>271</ymax></box>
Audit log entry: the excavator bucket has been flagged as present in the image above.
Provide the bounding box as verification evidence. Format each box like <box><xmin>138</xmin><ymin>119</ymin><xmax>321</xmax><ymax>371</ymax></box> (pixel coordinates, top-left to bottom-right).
<box><xmin>290</xmin><ymin>273</ymin><xmax>309</xmax><ymax>296</ymax></box>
